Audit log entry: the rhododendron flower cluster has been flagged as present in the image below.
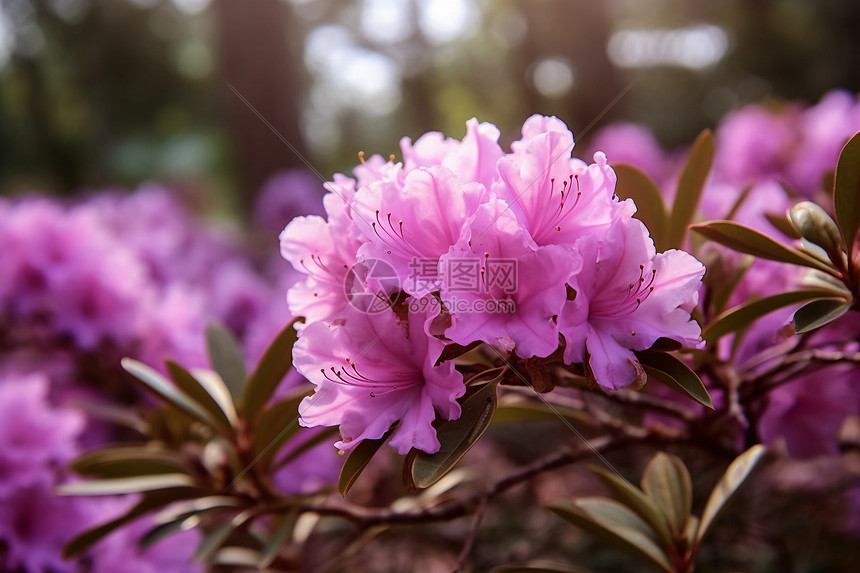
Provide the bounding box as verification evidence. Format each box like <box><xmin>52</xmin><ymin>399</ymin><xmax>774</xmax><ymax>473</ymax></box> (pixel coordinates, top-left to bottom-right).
<box><xmin>282</xmin><ymin>115</ymin><xmax>705</xmax><ymax>454</ymax></box>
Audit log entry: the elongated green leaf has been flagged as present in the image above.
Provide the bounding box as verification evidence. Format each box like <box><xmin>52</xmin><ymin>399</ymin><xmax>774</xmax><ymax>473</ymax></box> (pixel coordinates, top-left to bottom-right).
<box><xmin>613</xmin><ymin>163</ymin><xmax>669</xmax><ymax>251</ymax></box>
<box><xmin>339</xmin><ymin>430</ymin><xmax>393</xmax><ymax>496</ymax></box>
<box><xmin>63</xmin><ymin>488</ymin><xmax>203</xmax><ymax>558</ymax></box>
<box><xmin>764</xmin><ymin>211</ymin><xmax>802</xmax><ymax>240</ymax></box>
<box><xmin>205</xmin><ymin>322</ymin><xmax>247</xmax><ymax>401</ymax></box>
<box><xmin>57</xmin><ymin>474</ymin><xmax>195</xmax><ymax>496</ymax></box>
<box><xmin>636</xmin><ymin>350</ymin><xmax>713</xmax><ymax>409</ymax></box>
<box><xmin>259</xmin><ymin>511</ymin><xmax>299</xmax><ymax>568</ymax></box>
<box><xmin>703</xmin><ymin>288</ymin><xmax>844</xmax><ymax>343</ymax></box>
<box><xmin>641</xmin><ymin>453</ymin><xmax>692</xmax><ymax>536</ymax></box>
<box><xmin>411</xmin><ymin>378</ymin><xmax>500</xmax><ymax>489</ymax></box>
<box><xmin>71</xmin><ymin>447</ymin><xmax>188</xmax><ymax>478</ymax></box>
<box><xmin>668</xmin><ymin>129</ymin><xmax>714</xmax><ymax>248</ymax></box>
<box><xmin>252</xmin><ymin>387</ymin><xmax>312</xmax><ymax>464</ymax></box>
<box><xmin>697</xmin><ymin>445</ymin><xmax>766</xmax><ymax>544</ymax></box>
<box><xmin>274</xmin><ymin>426</ymin><xmax>338</xmax><ymax>468</ymax></box>
<box><xmin>166</xmin><ymin>361</ymin><xmax>235</xmax><ymax>433</ymax></box>
<box><xmin>793</xmin><ymin>298</ymin><xmax>853</xmax><ymax>334</ymax></box>
<box><xmin>491</xmin><ymin>562</ymin><xmax>594</xmax><ymax>573</ymax></box>
<box><xmin>712</xmin><ymin>256</ymin><xmax>753</xmax><ymax>315</ymax></box>
<box><xmin>691</xmin><ymin>221</ymin><xmax>837</xmax><ymax>275</ymax></box>
<box><xmin>242</xmin><ymin>319</ymin><xmax>300</xmax><ymax>421</ymax></box>
<box><xmin>549</xmin><ymin>498</ymin><xmax>672</xmax><ymax>572</ymax></box>
<box><xmin>141</xmin><ymin>495</ymin><xmax>247</xmax><ymax>548</ymax></box>
<box><xmin>833</xmin><ymin>131</ymin><xmax>860</xmax><ymax>260</ymax></box>
<box><xmin>121</xmin><ymin>358</ymin><xmax>218</xmax><ymax>430</ymax></box>
<box><xmin>590</xmin><ymin>466</ymin><xmax>673</xmax><ymax>546</ymax></box>
<box><xmin>194</xmin><ymin>509</ymin><xmax>256</xmax><ymax>561</ymax></box>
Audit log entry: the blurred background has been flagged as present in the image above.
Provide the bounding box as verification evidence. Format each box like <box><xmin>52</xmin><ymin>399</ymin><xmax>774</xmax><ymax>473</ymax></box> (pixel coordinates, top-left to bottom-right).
<box><xmin>1</xmin><ymin>0</ymin><xmax>859</xmax><ymax>213</ymax></box>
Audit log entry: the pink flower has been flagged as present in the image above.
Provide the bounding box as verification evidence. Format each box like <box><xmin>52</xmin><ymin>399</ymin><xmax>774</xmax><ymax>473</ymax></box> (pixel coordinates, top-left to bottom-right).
<box><xmin>293</xmin><ymin>307</ymin><xmax>465</xmax><ymax>454</ymax></box>
<box><xmin>441</xmin><ymin>198</ymin><xmax>581</xmax><ymax>358</ymax></box>
<box><xmin>280</xmin><ymin>175</ymin><xmax>365</xmax><ymax>323</ymax></box>
<box><xmin>352</xmin><ymin>166</ymin><xmax>486</xmax><ymax>295</ymax></box>
<box><xmin>400</xmin><ymin>118</ymin><xmax>504</xmax><ymax>190</ymax></box>
<box><xmin>495</xmin><ymin>116</ymin><xmax>615</xmax><ymax>248</ymax></box>
<box><xmin>560</xmin><ymin>208</ymin><xmax>705</xmax><ymax>390</ymax></box>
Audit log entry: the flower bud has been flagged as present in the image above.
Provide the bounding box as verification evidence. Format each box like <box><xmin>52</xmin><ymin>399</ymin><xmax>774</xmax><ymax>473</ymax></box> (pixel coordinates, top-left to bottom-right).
<box><xmin>788</xmin><ymin>201</ymin><xmax>844</xmax><ymax>261</ymax></box>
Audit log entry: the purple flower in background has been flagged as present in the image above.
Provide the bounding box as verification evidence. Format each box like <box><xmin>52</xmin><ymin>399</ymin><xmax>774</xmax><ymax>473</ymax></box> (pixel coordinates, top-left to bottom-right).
<box><xmin>254</xmin><ymin>170</ymin><xmax>326</xmax><ymax>236</ymax></box>
<box><xmin>0</xmin><ymin>372</ymin><xmax>83</xmax><ymax>495</ymax></box>
<box><xmin>0</xmin><ymin>484</ymin><xmax>93</xmax><ymax>573</ymax></box>
<box><xmin>758</xmin><ymin>364</ymin><xmax>860</xmax><ymax>458</ymax></box>
<box><xmin>713</xmin><ymin>104</ymin><xmax>797</xmax><ymax>187</ymax></box>
<box><xmin>294</xmin><ymin>306</ymin><xmax>465</xmax><ymax>454</ymax></box>
<box><xmin>587</xmin><ymin>122</ymin><xmax>670</xmax><ymax>182</ymax></box>
<box><xmin>789</xmin><ymin>90</ymin><xmax>860</xmax><ymax>196</ymax></box>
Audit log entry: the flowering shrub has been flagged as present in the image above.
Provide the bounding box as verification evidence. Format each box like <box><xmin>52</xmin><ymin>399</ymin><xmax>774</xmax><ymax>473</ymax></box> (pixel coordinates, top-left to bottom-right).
<box><xmin>2</xmin><ymin>91</ymin><xmax>860</xmax><ymax>572</ymax></box>
<box><xmin>282</xmin><ymin>115</ymin><xmax>706</xmax><ymax>458</ymax></box>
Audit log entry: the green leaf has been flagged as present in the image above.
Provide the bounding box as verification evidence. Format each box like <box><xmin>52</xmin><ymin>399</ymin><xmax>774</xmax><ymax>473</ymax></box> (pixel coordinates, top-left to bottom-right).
<box><xmin>833</xmin><ymin>131</ymin><xmax>860</xmax><ymax>260</ymax></box>
<box><xmin>590</xmin><ymin>466</ymin><xmax>673</xmax><ymax>546</ymax></box>
<box><xmin>711</xmin><ymin>256</ymin><xmax>753</xmax><ymax>316</ymax></box>
<box><xmin>793</xmin><ymin>298</ymin><xmax>853</xmax><ymax>334</ymax></box>
<box><xmin>703</xmin><ymin>288</ymin><xmax>845</xmax><ymax>343</ymax></box>
<box><xmin>121</xmin><ymin>358</ymin><xmax>220</xmax><ymax>430</ymax></box>
<box><xmin>252</xmin><ymin>387</ymin><xmax>311</xmax><ymax>465</ymax></box>
<box><xmin>613</xmin><ymin>163</ymin><xmax>669</xmax><ymax>251</ymax></box>
<box><xmin>668</xmin><ymin>129</ymin><xmax>714</xmax><ymax>248</ymax></box>
<box><xmin>636</xmin><ymin>350</ymin><xmax>713</xmax><ymax>409</ymax></box>
<box><xmin>641</xmin><ymin>453</ymin><xmax>692</xmax><ymax>536</ymax></box>
<box><xmin>194</xmin><ymin>509</ymin><xmax>256</xmax><ymax>561</ymax></box>
<box><xmin>57</xmin><ymin>474</ymin><xmax>196</xmax><ymax>496</ymax></box>
<box><xmin>140</xmin><ymin>496</ymin><xmax>246</xmax><ymax>548</ymax></box>
<box><xmin>274</xmin><ymin>426</ymin><xmax>338</xmax><ymax>468</ymax></box>
<box><xmin>166</xmin><ymin>361</ymin><xmax>235</xmax><ymax>433</ymax></box>
<box><xmin>241</xmin><ymin>319</ymin><xmax>300</xmax><ymax>422</ymax></box>
<box><xmin>338</xmin><ymin>429</ymin><xmax>393</xmax><ymax>497</ymax></box>
<box><xmin>63</xmin><ymin>488</ymin><xmax>203</xmax><ymax>558</ymax></box>
<box><xmin>764</xmin><ymin>211</ymin><xmax>802</xmax><ymax>240</ymax></box>
<box><xmin>491</xmin><ymin>562</ymin><xmax>594</xmax><ymax>573</ymax></box>
<box><xmin>549</xmin><ymin>498</ymin><xmax>672</xmax><ymax>572</ymax></box>
<box><xmin>259</xmin><ymin>510</ymin><xmax>299</xmax><ymax>568</ymax></box>
<box><xmin>71</xmin><ymin>447</ymin><xmax>188</xmax><ymax>478</ymax></box>
<box><xmin>697</xmin><ymin>445</ymin><xmax>766</xmax><ymax>544</ymax></box>
<box><xmin>410</xmin><ymin>377</ymin><xmax>501</xmax><ymax>489</ymax></box>
<box><xmin>691</xmin><ymin>220</ymin><xmax>838</xmax><ymax>276</ymax></box>
<box><xmin>205</xmin><ymin>322</ymin><xmax>247</xmax><ymax>402</ymax></box>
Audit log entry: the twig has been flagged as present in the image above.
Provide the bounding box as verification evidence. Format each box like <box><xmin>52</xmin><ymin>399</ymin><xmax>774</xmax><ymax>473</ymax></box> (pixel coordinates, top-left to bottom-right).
<box><xmin>451</xmin><ymin>495</ymin><xmax>488</xmax><ymax>573</ymax></box>
<box><xmin>295</xmin><ymin>435</ymin><xmax>618</xmax><ymax>527</ymax></box>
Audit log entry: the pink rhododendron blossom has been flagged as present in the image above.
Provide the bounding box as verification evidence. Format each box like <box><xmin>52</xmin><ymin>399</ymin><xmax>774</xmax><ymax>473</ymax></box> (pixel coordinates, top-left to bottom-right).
<box><xmin>496</xmin><ymin>121</ymin><xmax>615</xmax><ymax>248</ymax></box>
<box><xmin>353</xmin><ymin>166</ymin><xmax>485</xmax><ymax>295</ymax></box>
<box><xmin>281</xmin><ymin>113</ymin><xmax>706</xmax><ymax>451</ymax></box>
<box><xmin>442</xmin><ymin>198</ymin><xmax>581</xmax><ymax>358</ymax></box>
<box><xmin>294</xmin><ymin>307</ymin><xmax>465</xmax><ymax>454</ymax></box>
<box><xmin>560</xmin><ymin>208</ymin><xmax>705</xmax><ymax>389</ymax></box>
<box><xmin>280</xmin><ymin>179</ymin><xmax>365</xmax><ymax>323</ymax></box>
